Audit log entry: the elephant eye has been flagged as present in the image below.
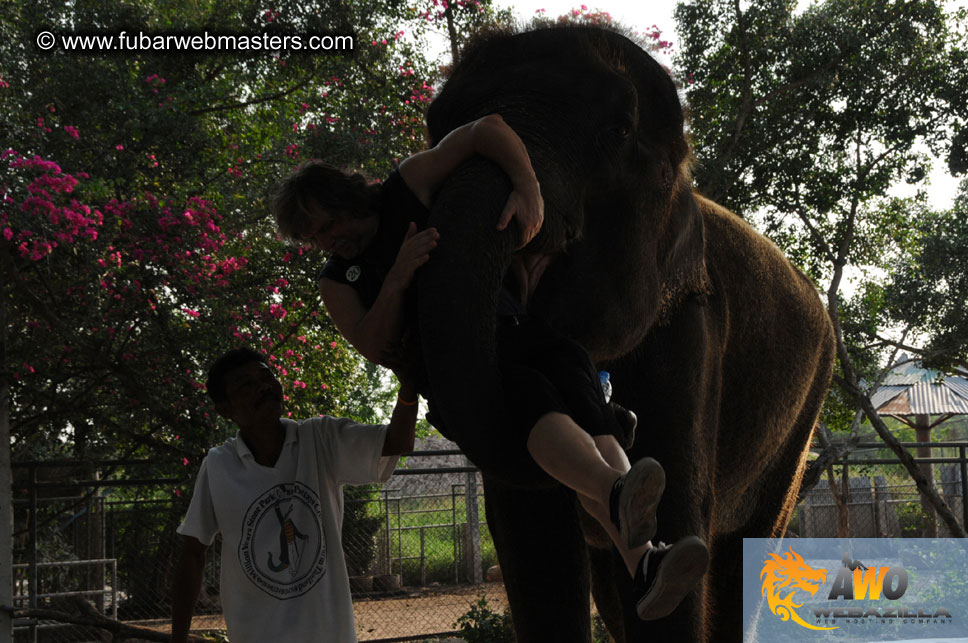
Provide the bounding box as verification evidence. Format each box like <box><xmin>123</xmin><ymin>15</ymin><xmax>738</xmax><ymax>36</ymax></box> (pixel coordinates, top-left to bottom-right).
<box><xmin>609</xmin><ymin>122</ymin><xmax>633</xmax><ymax>139</ymax></box>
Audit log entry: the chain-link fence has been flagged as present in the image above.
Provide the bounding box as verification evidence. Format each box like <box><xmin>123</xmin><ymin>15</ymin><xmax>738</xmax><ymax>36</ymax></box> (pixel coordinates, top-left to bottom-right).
<box><xmin>12</xmin><ymin>460</ymin><xmax>188</xmax><ymax>641</ymax></box>
<box><xmin>790</xmin><ymin>441</ymin><xmax>968</xmax><ymax>539</ymax></box>
<box><xmin>15</xmin><ymin>441</ymin><xmax>966</xmax><ymax>641</ymax></box>
<box><xmin>11</xmin><ymin>450</ymin><xmax>505</xmax><ymax>642</ymax></box>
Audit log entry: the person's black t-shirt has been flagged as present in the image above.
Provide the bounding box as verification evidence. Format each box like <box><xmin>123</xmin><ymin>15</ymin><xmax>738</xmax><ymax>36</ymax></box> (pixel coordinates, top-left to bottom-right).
<box><xmin>319</xmin><ymin>170</ymin><xmax>428</xmax><ymax>309</ymax></box>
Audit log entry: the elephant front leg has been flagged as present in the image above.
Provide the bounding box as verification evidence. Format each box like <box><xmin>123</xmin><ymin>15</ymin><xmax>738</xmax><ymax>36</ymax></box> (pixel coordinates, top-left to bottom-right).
<box><xmin>482</xmin><ymin>474</ymin><xmax>592</xmax><ymax>642</ymax></box>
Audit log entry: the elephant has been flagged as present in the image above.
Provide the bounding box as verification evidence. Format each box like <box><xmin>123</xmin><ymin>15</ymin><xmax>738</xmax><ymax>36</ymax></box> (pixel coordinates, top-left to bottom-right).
<box><xmin>414</xmin><ymin>25</ymin><xmax>836</xmax><ymax>642</ymax></box>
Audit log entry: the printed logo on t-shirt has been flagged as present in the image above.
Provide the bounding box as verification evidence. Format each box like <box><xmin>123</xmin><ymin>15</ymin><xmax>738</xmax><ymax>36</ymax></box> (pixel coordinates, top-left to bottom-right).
<box><xmin>346</xmin><ymin>265</ymin><xmax>361</xmax><ymax>282</ymax></box>
<box><xmin>238</xmin><ymin>482</ymin><xmax>326</xmax><ymax>599</ymax></box>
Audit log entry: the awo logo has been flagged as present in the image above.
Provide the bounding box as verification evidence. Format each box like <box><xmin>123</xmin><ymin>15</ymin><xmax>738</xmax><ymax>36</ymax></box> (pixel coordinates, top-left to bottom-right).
<box><xmin>760</xmin><ymin>547</ymin><xmax>915</xmax><ymax>631</ymax></box>
<box><xmin>760</xmin><ymin>547</ymin><xmax>835</xmax><ymax>630</ymax></box>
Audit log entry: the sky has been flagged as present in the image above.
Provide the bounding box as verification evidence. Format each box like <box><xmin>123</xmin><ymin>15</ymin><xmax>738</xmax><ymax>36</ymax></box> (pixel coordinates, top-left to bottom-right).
<box><xmin>487</xmin><ymin>0</ymin><xmax>966</xmax><ymax>210</ymax></box>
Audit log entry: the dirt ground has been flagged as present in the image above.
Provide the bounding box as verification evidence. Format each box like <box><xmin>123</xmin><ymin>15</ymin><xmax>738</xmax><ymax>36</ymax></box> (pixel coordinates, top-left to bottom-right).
<box><xmin>354</xmin><ymin>583</ymin><xmax>508</xmax><ymax>640</ymax></box>
<box><xmin>137</xmin><ymin>582</ymin><xmax>508</xmax><ymax>641</ymax></box>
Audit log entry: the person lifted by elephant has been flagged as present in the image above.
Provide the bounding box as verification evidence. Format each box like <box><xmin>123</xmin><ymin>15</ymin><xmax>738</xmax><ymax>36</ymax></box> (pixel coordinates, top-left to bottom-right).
<box><xmin>271</xmin><ymin>114</ymin><xmax>709</xmax><ymax>620</ymax></box>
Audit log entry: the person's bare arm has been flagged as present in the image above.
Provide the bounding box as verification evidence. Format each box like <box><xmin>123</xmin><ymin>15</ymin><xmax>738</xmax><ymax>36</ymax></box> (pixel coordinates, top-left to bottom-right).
<box><xmin>382</xmin><ymin>380</ymin><xmax>418</xmax><ymax>456</ymax></box>
<box><xmin>320</xmin><ymin>223</ymin><xmax>437</xmax><ymax>367</ymax></box>
<box><xmin>398</xmin><ymin>114</ymin><xmax>544</xmax><ymax>247</ymax></box>
<box><xmin>171</xmin><ymin>535</ymin><xmax>207</xmax><ymax>643</ymax></box>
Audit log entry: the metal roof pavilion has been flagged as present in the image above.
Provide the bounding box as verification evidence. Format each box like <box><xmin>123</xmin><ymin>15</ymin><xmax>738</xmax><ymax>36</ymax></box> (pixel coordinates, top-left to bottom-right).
<box><xmin>871</xmin><ymin>356</ymin><xmax>968</xmax><ymax>419</ymax></box>
<box><xmin>869</xmin><ymin>355</ymin><xmax>968</xmax><ymax>537</ymax></box>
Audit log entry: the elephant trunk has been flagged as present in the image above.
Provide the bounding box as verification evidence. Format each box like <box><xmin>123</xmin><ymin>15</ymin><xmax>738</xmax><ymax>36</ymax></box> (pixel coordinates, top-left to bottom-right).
<box><xmin>418</xmin><ymin>157</ymin><xmax>549</xmax><ymax>487</ymax></box>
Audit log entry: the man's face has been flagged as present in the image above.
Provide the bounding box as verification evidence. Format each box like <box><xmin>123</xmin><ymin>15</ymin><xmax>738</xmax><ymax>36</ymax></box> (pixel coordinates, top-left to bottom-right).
<box><xmin>300</xmin><ymin>204</ymin><xmax>378</xmax><ymax>259</ymax></box>
<box><xmin>217</xmin><ymin>361</ymin><xmax>284</xmax><ymax>427</ymax></box>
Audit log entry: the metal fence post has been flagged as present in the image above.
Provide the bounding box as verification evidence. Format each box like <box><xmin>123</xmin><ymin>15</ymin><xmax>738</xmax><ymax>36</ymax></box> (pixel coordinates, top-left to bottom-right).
<box><xmin>419</xmin><ymin>527</ymin><xmax>426</xmax><ymax>587</ymax></box>
<box><xmin>0</xmin><ymin>272</ymin><xmax>10</xmax><ymax>643</ymax></box>
<box><xmin>27</xmin><ymin>465</ymin><xmax>36</xmax><ymax>613</ymax></box>
<box><xmin>463</xmin><ymin>465</ymin><xmax>481</xmax><ymax>584</ymax></box>
<box><xmin>22</xmin><ymin>465</ymin><xmax>38</xmax><ymax>643</ymax></box>
<box><xmin>451</xmin><ymin>485</ymin><xmax>458</xmax><ymax>585</ymax></box>
<box><xmin>111</xmin><ymin>559</ymin><xmax>118</xmax><ymax>620</ymax></box>
<box><xmin>961</xmin><ymin>445</ymin><xmax>968</xmax><ymax>531</ymax></box>
<box><xmin>383</xmin><ymin>489</ymin><xmax>392</xmax><ymax>576</ymax></box>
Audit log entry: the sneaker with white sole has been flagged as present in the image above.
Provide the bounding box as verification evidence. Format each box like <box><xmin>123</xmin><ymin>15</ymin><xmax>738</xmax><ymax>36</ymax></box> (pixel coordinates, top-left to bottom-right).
<box><xmin>608</xmin><ymin>457</ymin><xmax>665</xmax><ymax>549</ymax></box>
<box><xmin>633</xmin><ymin>536</ymin><xmax>709</xmax><ymax>620</ymax></box>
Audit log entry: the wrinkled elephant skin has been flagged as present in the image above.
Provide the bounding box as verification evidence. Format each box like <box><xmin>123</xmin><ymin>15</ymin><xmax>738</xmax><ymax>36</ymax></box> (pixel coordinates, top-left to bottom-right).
<box><xmin>416</xmin><ymin>26</ymin><xmax>835</xmax><ymax>643</ymax></box>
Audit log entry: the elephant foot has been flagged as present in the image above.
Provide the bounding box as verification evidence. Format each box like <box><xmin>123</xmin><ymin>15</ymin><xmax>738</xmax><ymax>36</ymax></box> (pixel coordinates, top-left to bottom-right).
<box><xmin>610</xmin><ymin>457</ymin><xmax>664</xmax><ymax>548</ymax></box>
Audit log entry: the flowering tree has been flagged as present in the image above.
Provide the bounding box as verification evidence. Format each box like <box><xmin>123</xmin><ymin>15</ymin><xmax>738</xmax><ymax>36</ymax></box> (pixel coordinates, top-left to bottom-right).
<box><xmin>0</xmin><ymin>0</ymin><xmax>453</xmax><ymax>468</ymax></box>
<box><xmin>530</xmin><ymin>4</ymin><xmax>675</xmax><ymax>58</ymax></box>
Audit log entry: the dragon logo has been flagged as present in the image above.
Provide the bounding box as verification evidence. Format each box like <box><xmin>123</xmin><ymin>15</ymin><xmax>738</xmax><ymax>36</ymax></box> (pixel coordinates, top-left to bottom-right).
<box><xmin>760</xmin><ymin>546</ymin><xmax>836</xmax><ymax>631</ymax></box>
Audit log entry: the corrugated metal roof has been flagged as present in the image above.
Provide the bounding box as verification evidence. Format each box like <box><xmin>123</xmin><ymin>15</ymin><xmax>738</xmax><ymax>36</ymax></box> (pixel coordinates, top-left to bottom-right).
<box><xmin>909</xmin><ymin>380</ymin><xmax>968</xmax><ymax>414</ymax></box>
<box><xmin>870</xmin><ymin>385</ymin><xmax>907</xmax><ymax>410</ymax></box>
<box><xmin>877</xmin><ymin>390</ymin><xmax>911</xmax><ymax>414</ymax></box>
<box><xmin>949</xmin><ymin>377</ymin><xmax>968</xmax><ymax>401</ymax></box>
<box><xmin>882</xmin><ymin>360</ymin><xmax>943</xmax><ymax>385</ymax></box>
<box><xmin>872</xmin><ymin>356</ymin><xmax>968</xmax><ymax>416</ymax></box>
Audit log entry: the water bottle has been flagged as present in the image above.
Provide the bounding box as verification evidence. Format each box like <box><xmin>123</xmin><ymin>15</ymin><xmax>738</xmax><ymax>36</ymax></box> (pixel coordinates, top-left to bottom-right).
<box><xmin>599</xmin><ymin>371</ymin><xmax>612</xmax><ymax>404</ymax></box>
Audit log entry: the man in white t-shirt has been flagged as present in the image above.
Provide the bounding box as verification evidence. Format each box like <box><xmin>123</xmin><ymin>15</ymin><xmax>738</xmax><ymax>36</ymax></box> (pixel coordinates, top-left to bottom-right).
<box><xmin>171</xmin><ymin>347</ymin><xmax>417</xmax><ymax>643</ymax></box>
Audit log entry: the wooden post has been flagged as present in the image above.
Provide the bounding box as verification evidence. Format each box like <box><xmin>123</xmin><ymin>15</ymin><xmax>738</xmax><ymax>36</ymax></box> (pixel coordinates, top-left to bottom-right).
<box><xmin>915</xmin><ymin>418</ymin><xmax>937</xmax><ymax>536</ymax></box>
<box><xmin>960</xmin><ymin>445</ymin><xmax>968</xmax><ymax>531</ymax></box>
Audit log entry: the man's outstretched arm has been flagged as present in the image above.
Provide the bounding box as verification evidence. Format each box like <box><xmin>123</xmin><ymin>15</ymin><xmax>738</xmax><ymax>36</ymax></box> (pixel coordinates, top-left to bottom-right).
<box><xmin>171</xmin><ymin>535</ymin><xmax>208</xmax><ymax>643</ymax></box>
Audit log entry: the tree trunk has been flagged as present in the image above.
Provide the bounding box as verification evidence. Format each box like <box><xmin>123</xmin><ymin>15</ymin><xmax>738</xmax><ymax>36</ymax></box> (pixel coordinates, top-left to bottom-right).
<box><xmin>444</xmin><ymin>6</ymin><xmax>460</xmax><ymax>65</ymax></box>
<box><xmin>915</xmin><ymin>420</ymin><xmax>938</xmax><ymax>536</ymax></box>
<box><xmin>1</xmin><ymin>254</ymin><xmax>13</xmax><ymax>643</ymax></box>
<box><xmin>826</xmin><ymin>465</ymin><xmax>850</xmax><ymax>537</ymax></box>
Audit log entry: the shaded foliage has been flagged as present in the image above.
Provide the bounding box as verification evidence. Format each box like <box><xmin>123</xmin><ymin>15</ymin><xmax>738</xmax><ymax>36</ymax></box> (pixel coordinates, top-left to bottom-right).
<box><xmin>675</xmin><ymin>0</ymin><xmax>968</xmax><ymax>407</ymax></box>
<box><xmin>884</xmin><ymin>180</ymin><xmax>968</xmax><ymax>371</ymax></box>
<box><xmin>0</xmin><ymin>0</ymin><xmax>458</xmax><ymax>468</ymax></box>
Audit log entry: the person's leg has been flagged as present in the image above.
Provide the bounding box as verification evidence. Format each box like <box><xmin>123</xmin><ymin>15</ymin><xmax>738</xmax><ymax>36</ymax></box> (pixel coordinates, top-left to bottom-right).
<box><xmin>525</xmin><ymin>412</ymin><xmax>662</xmax><ymax>552</ymax></box>
<box><xmin>525</xmin><ymin>411</ymin><xmax>621</xmax><ymax>506</ymax></box>
<box><xmin>527</xmin><ymin>417</ymin><xmax>709</xmax><ymax>621</ymax></box>
<box><xmin>575</xmin><ymin>434</ymin><xmax>652</xmax><ymax>576</ymax></box>
<box><xmin>591</xmin><ymin>435</ymin><xmax>710</xmax><ymax>619</ymax></box>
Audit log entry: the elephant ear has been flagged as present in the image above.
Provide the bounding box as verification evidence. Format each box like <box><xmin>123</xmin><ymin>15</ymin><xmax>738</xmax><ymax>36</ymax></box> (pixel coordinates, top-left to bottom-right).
<box><xmin>657</xmin><ymin>186</ymin><xmax>710</xmax><ymax>324</ymax></box>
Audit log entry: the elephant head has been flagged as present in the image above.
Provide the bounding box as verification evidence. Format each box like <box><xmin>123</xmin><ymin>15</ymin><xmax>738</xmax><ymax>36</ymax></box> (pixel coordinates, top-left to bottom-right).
<box><xmin>417</xmin><ymin>26</ymin><xmax>709</xmax><ymax>485</ymax></box>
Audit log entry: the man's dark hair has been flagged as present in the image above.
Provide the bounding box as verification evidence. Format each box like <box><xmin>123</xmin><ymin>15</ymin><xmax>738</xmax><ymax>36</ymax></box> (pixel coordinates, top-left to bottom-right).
<box><xmin>206</xmin><ymin>347</ymin><xmax>269</xmax><ymax>403</ymax></box>
<box><xmin>271</xmin><ymin>160</ymin><xmax>380</xmax><ymax>242</ymax></box>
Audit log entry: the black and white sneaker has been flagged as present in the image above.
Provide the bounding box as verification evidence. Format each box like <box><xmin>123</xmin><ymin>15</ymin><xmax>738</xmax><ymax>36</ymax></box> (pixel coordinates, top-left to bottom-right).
<box><xmin>608</xmin><ymin>457</ymin><xmax>665</xmax><ymax>548</ymax></box>
<box><xmin>633</xmin><ymin>536</ymin><xmax>709</xmax><ymax>620</ymax></box>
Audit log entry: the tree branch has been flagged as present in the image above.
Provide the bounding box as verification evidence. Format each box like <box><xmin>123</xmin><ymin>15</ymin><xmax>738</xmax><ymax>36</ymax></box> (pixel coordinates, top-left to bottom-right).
<box><xmin>10</xmin><ymin>606</ymin><xmax>213</xmax><ymax>642</ymax></box>
<box><xmin>820</xmin><ymin>134</ymin><xmax>965</xmax><ymax>535</ymax></box>
<box><xmin>799</xmin><ymin>422</ymin><xmax>861</xmax><ymax>501</ymax></box>
<box><xmin>186</xmin><ymin>78</ymin><xmax>312</xmax><ymax>116</ymax></box>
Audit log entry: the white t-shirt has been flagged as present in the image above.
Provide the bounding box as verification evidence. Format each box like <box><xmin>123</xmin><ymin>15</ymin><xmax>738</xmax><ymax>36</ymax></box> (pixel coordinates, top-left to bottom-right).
<box><xmin>177</xmin><ymin>416</ymin><xmax>397</xmax><ymax>643</ymax></box>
